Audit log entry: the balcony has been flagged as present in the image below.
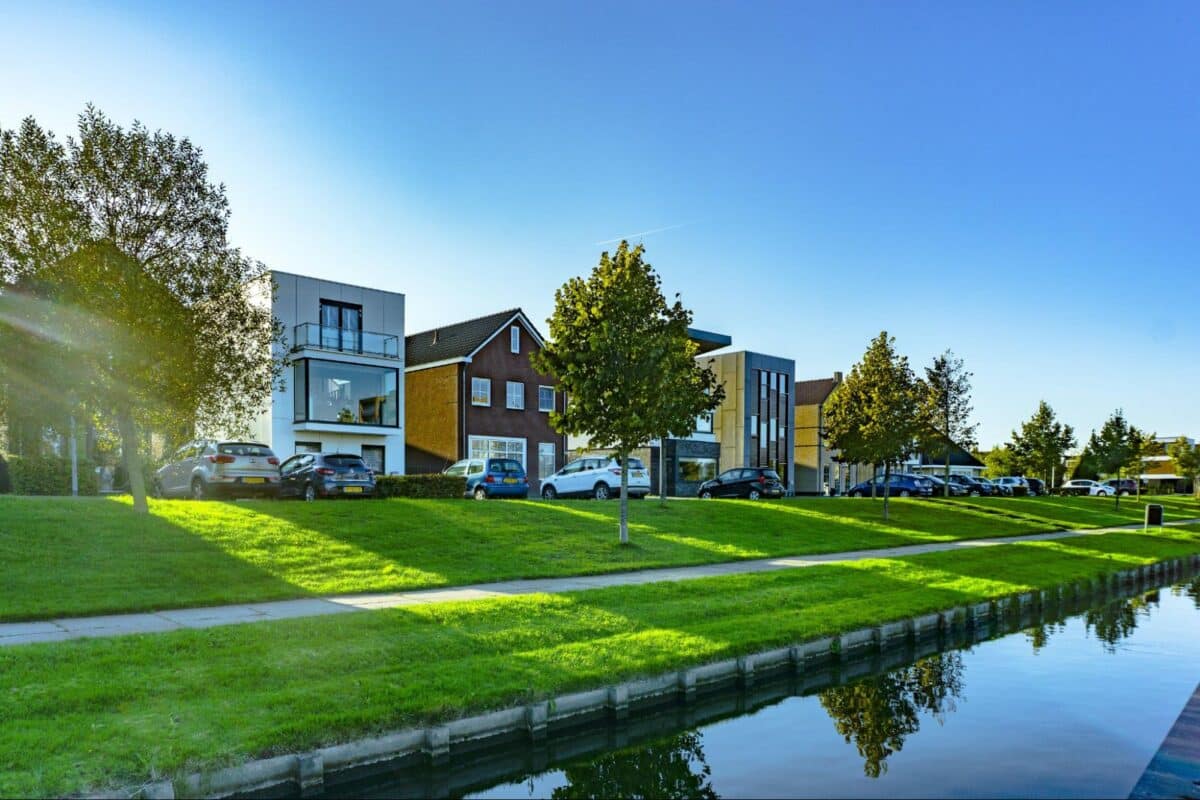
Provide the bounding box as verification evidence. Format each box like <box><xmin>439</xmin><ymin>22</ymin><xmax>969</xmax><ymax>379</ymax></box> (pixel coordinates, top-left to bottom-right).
<box><xmin>293</xmin><ymin>323</ymin><xmax>400</xmax><ymax>359</ymax></box>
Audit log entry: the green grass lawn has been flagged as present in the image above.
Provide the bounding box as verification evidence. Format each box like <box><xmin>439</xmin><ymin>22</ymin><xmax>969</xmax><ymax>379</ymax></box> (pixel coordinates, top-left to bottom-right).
<box><xmin>2</xmin><ymin>526</ymin><xmax>1198</xmax><ymax>797</ymax></box>
<box><xmin>2</xmin><ymin>494</ymin><xmax>1197</xmax><ymax>622</ymax></box>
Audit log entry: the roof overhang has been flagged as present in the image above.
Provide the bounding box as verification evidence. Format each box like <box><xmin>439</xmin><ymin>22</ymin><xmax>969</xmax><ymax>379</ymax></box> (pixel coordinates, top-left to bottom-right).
<box><xmin>688</xmin><ymin>327</ymin><xmax>732</xmax><ymax>354</ymax></box>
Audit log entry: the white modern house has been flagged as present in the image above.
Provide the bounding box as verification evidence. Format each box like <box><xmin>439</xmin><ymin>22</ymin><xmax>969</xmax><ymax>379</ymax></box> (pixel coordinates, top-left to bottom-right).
<box><xmin>245</xmin><ymin>270</ymin><xmax>405</xmax><ymax>475</ymax></box>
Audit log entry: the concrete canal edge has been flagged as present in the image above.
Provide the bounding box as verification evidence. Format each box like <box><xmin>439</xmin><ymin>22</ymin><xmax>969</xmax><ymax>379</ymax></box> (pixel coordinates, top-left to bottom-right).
<box><xmin>106</xmin><ymin>553</ymin><xmax>1200</xmax><ymax>800</ymax></box>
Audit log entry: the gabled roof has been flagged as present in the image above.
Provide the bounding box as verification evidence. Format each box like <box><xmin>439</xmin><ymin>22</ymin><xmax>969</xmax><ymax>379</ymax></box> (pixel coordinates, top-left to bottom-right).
<box><xmin>794</xmin><ymin>377</ymin><xmax>839</xmax><ymax>406</ymax></box>
<box><xmin>916</xmin><ymin>440</ymin><xmax>985</xmax><ymax>469</ymax></box>
<box><xmin>405</xmin><ymin>308</ymin><xmax>546</xmax><ymax>367</ymax></box>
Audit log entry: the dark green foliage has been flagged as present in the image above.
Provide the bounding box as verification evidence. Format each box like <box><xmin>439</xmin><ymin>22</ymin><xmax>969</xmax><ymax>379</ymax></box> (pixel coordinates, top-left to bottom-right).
<box><xmin>373</xmin><ymin>474</ymin><xmax>466</xmax><ymax>499</ymax></box>
<box><xmin>1010</xmin><ymin>401</ymin><xmax>1076</xmax><ymax>486</ymax></box>
<box><xmin>0</xmin><ymin>453</ymin><xmax>10</xmax><ymax>493</ymax></box>
<box><xmin>7</xmin><ymin>454</ymin><xmax>98</xmax><ymax>495</ymax></box>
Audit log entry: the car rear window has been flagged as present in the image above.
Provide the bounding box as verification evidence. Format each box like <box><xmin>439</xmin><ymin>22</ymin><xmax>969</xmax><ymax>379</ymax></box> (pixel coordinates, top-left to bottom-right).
<box><xmin>218</xmin><ymin>443</ymin><xmax>274</xmax><ymax>457</ymax></box>
<box><xmin>762</xmin><ymin>470</ymin><xmax>781</xmax><ymax>481</ymax></box>
<box><xmin>325</xmin><ymin>455</ymin><xmax>367</xmax><ymax>468</ymax></box>
<box><xmin>623</xmin><ymin>458</ymin><xmax>645</xmax><ymax>470</ymax></box>
<box><xmin>490</xmin><ymin>459</ymin><xmax>524</xmax><ymax>474</ymax></box>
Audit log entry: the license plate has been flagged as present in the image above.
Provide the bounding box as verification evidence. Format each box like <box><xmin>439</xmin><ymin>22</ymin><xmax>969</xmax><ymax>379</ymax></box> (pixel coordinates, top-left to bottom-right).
<box><xmin>634</xmin><ymin>471</ymin><xmax>645</xmax><ymax>477</ymax></box>
<box><xmin>343</xmin><ymin>486</ymin><xmax>363</xmax><ymax>494</ymax></box>
<box><xmin>503</xmin><ymin>478</ymin><xmax>518</xmax><ymax>484</ymax></box>
<box><xmin>243</xmin><ymin>477</ymin><xmax>265</xmax><ymax>484</ymax></box>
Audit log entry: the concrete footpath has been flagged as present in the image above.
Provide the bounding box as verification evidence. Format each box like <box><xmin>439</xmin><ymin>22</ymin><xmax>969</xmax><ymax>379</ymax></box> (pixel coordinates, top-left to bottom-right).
<box><xmin>3</xmin><ymin>519</ymin><xmax>1196</xmax><ymax>648</ymax></box>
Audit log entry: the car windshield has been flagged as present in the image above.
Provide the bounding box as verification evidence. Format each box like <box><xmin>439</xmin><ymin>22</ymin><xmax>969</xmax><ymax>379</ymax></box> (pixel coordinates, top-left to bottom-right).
<box><xmin>325</xmin><ymin>455</ymin><xmax>367</xmax><ymax>469</ymax></box>
<box><xmin>762</xmin><ymin>470</ymin><xmax>781</xmax><ymax>481</ymax></box>
<box><xmin>218</xmin><ymin>443</ymin><xmax>273</xmax><ymax>457</ymax></box>
<box><xmin>443</xmin><ymin>462</ymin><xmax>468</xmax><ymax>476</ymax></box>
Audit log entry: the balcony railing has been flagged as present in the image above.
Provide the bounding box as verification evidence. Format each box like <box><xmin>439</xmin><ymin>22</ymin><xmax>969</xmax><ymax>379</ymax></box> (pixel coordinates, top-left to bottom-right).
<box><xmin>293</xmin><ymin>323</ymin><xmax>400</xmax><ymax>359</ymax></box>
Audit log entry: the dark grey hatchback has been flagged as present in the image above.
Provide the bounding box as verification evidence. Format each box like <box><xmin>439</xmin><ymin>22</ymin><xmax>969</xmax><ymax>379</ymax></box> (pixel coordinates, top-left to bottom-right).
<box><xmin>278</xmin><ymin>453</ymin><xmax>376</xmax><ymax>501</ymax></box>
<box><xmin>697</xmin><ymin>467</ymin><xmax>785</xmax><ymax>500</ymax></box>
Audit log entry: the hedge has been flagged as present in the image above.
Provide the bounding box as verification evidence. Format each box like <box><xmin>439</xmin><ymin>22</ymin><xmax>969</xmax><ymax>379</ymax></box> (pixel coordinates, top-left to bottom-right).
<box><xmin>0</xmin><ymin>454</ymin><xmax>10</xmax><ymax>494</ymax></box>
<box><xmin>374</xmin><ymin>474</ymin><xmax>466</xmax><ymax>499</ymax></box>
<box><xmin>6</xmin><ymin>455</ymin><xmax>99</xmax><ymax>496</ymax></box>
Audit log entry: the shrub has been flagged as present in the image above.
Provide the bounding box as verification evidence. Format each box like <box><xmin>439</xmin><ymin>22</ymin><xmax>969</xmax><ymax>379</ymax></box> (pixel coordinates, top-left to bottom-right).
<box><xmin>7</xmin><ymin>455</ymin><xmax>99</xmax><ymax>496</ymax></box>
<box><xmin>374</xmin><ymin>474</ymin><xmax>466</xmax><ymax>499</ymax></box>
<box><xmin>0</xmin><ymin>454</ymin><xmax>10</xmax><ymax>494</ymax></box>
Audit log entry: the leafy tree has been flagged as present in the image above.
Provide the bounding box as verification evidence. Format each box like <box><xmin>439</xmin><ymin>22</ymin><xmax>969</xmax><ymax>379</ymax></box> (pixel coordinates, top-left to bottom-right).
<box><xmin>1009</xmin><ymin>401</ymin><xmax>1076</xmax><ymax>488</ymax></box>
<box><xmin>919</xmin><ymin>350</ymin><xmax>977</xmax><ymax>497</ymax></box>
<box><xmin>532</xmin><ymin>241</ymin><xmax>723</xmax><ymax>543</ymax></box>
<box><xmin>819</xmin><ymin>652</ymin><xmax>964</xmax><ymax>778</ymax></box>
<box><xmin>980</xmin><ymin>446</ymin><xmax>1017</xmax><ymax>479</ymax></box>
<box><xmin>1167</xmin><ymin>437</ymin><xmax>1200</xmax><ymax>498</ymax></box>
<box><xmin>550</xmin><ymin>732</ymin><xmax>718</xmax><ymax>800</ymax></box>
<box><xmin>0</xmin><ymin>107</ymin><xmax>282</xmax><ymax>512</ymax></box>
<box><xmin>1091</xmin><ymin>410</ymin><xmax>1139</xmax><ymax>510</ymax></box>
<box><xmin>824</xmin><ymin>332</ymin><xmax>923</xmax><ymax>520</ymax></box>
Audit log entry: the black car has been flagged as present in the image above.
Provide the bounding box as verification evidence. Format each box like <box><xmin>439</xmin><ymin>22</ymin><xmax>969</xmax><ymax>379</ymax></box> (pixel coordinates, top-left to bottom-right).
<box><xmin>1026</xmin><ymin>477</ymin><xmax>1047</xmax><ymax>497</ymax></box>
<box><xmin>697</xmin><ymin>468</ymin><xmax>785</xmax><ymax>500</ymax></box>
<box><xmin>928</xmin><ymin>475</ymin><xmax>969</xmax><ymax>497</ymax></box>
<box><xmin>278</xmin><ymin>452</ymin><xmax>376</xmax><ymax>501</ymax></box>
<box><xmin>948</xmin><ymin>474</ymin><xmax>992</xmax><ymax>496</ymax></box>
<box><xmin>847</xmin><ymin>473</ymin><xmax>933</xmax><ymax>498</ymax></box>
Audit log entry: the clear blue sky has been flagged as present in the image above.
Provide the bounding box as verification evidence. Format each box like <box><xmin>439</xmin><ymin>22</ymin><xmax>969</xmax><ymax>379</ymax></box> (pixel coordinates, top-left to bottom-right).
<box><xmin>2</xmin><ymin>1</ymin><xmax>1197</xmax><ymax>448</ymax></box>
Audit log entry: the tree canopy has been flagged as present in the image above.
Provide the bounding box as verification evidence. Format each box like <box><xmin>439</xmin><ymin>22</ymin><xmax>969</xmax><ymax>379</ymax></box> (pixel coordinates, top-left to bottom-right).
<box><xmin>532</xmin><ymin>241</ymin><xmax>722</xmax><ymax>543</ymax></box>
<box><xmin>1009</xmin><ymin>400</ymin><xmax>1076</xmax><ymax>486</ymax></box>
<box><xmin>1090</xmin><ymin>409</ymin><xmax>1141</xmax><ymax>509</ymax></box>
<box><xmin>823</xmin><ymin>331</ymin><xmax>923</xmax><ymax>519</ymax></box>
<box><xmin>920</xmin><ymin>349</ymin><xmax>976</xmax><ymax>496</ymax></box>
<box><xmin>1167</xmin><ymin>437</ymin><xmax>1200</xmax><ymax>497</ymax></box>
<box><xmin>0</xmin><ymin>107</ymin><xmax>282</xmax><ymax>511</ymax></box>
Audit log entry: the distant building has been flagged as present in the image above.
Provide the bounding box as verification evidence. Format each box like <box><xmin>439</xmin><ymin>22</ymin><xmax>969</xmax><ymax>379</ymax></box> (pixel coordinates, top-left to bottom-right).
<box><xmin>1140</xmin><ymin>436</ymin><xmax>1195</xmax><ymax>494</ymax></box>
<box><xmin>792</xmin><ymin>372</ymin><xmax>868</xmax><ymax>495</ymax></box>
<box><xmin>904</xmin><ymin>439</ymin><xmax>986</xmax><ymax>479</ymax></box>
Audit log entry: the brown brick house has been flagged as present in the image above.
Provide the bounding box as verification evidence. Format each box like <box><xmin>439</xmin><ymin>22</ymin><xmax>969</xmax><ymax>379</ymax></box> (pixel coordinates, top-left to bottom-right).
<box><xmin>404</xmin><ymin>309</ymin><xmax>566</xmax><ymax>481</ymax></box>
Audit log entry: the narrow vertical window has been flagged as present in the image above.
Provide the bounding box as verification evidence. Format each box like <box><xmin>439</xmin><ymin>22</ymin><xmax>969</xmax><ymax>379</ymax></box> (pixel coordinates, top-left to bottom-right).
<box><xmin>510</xmin><ymin>326</ymin><xmax>520</xmax><ymax>354</ymax></box>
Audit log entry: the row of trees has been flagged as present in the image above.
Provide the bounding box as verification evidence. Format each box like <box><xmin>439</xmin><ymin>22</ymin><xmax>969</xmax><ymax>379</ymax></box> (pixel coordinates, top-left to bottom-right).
<box><xmin>821</xmin><ymin>332</ymin><xmax>978</xmax><ymax>519</ymax></box>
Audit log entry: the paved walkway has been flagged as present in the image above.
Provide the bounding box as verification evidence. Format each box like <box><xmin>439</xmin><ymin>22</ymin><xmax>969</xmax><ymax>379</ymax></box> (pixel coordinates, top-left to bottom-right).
<box><xmin>3</xmin><ymin>519</ymin><xmax>1196</xmax><ymax>648</ymax></box>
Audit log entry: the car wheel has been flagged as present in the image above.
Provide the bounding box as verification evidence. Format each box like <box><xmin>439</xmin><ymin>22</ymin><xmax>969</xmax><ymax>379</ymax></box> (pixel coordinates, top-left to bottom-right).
<box><xmin>699</xmin><ymin>490</ymin><xmax>713</xmax><ymax>499</ymax></box>
<box><xmin>969</xmin><ymin>489</ymin><xmax>980</xmax><ymax>497</ymax></box>
<box><xmin>1120</xmin><ymin>490</ymin><xmax>1131</xmax><ymax>497</ymax></box>
<box><xmin>900</xmin><ymin>490</ymin><xmax>911</xmax><ymax>498</ymax></box>
<box><xmin>151</xmin><ymin>480</ymin><xmax>164</xmax><ymax>499</ymax></box>
<box><xmin>748</xmin><ymin>489</ymin><xmax>761</xmax><ymax>500</ymax></box>
<box><xmin>593</xmin><ymin>483</ymin><xmax>611</xmax><ymax>501</ymax></box>
<box><xmin>304</xmin><ymin>483</ymin><xmax>317</xmax><ymax>502</ymax></box>
<box><xmin>474</xmin><ymin>486</ymin><xmax>488</xmax><ymax>501</ymax></box>
<box><xmin>191</xmin><ymin>478</ymin><xmax>207</xmax><ymax>501</ymax></box>
<box><xmin>852</xmin><ymin>490</ymin><xmax>863</xmax><ymax>498</ymax></box>
<box><xmin>542</xmin><ymin>485</ymin><xmax>557</xmax><ymax>500</ymax></box>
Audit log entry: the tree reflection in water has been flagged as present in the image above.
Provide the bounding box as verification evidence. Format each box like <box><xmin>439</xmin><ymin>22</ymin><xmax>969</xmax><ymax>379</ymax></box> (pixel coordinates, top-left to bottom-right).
<box><xmin>550</xmin><ymin>731</ymin><xmax>718</xmax><ymax>800</ymax></box>
<box><xmin>1085</xmin><ymin>591</ymin><xmax>1159</xmax><ymax>652</ymax></box>
<box><xmin>818</xmin><ymin>652</ymin><xmax>965</xmax><ymax>778</ymax></box>
<box><xmin>1173</xmin><ymin>577</ymin><xmax>1200</xmax><ymax>609</ymax></box>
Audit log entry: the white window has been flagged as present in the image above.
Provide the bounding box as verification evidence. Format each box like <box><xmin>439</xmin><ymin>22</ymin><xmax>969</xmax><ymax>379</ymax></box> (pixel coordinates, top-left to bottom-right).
<box><xmin>471</xmin><ymin>377</ymin><xmax>491</xmax><ymax>406</ymax></box>
<box><xmin>695</xmin><ymin>411</ymin><xmax>713</xmax><ymax>434</ymax></box>
<box><xmin>510</xmin><ymin>326</ymin><xmax>520</xmax><ymax>354</ymax></box>
<box><xmin>506</xmin><ymin>381</ymin><xmax>524</xmax><ymax>410</ymax></box>
<box><xmin>538</xmin><ymin>442</ymin><xmax>556</xmax><ymax>480</ymax></box>
<box><xmin>468</xmin><ymin>436</ymin><xmax>527</xmax><ymax>471</ymax></box>
<box><xmin>538</xmin><ymin>386</ymin><xmax>555</xmax><ymax>413</ymax></box>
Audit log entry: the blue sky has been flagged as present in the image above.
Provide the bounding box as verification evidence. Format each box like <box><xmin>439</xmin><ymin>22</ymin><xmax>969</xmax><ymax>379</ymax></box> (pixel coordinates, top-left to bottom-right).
<box><xmin>2</xmin><ymin>1</ymin><xmax>1196</xmax><ymax>448</ymax></box>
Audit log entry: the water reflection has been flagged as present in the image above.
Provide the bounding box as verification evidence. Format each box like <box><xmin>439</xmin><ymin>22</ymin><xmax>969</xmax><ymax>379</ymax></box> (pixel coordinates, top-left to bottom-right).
<box><xmin>1084</xmin><ymin>591</ymin><xmax>1158</xmax><ymax>651</ymax></box>
<box><xmin>818</xmin><ymin>652</ymin><xmax>965</xmax><ymax>778</ymax></box>
<box><xmin>1173</xmin><ymin>576</ymin><xmax>1200</xmax><ymax>608</ymax></box>
<box><xmin>549</xmin><ymin>732</ymin><xmax>718</xmax><ymax>800</ymax></box>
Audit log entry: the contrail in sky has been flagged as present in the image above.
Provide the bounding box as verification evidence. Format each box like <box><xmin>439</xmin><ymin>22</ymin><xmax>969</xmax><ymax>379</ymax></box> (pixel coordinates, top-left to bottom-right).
<box><xmin>593</xmin><ymin>221</ymin><xmax>695</xmax><ymax>247</ymax></box>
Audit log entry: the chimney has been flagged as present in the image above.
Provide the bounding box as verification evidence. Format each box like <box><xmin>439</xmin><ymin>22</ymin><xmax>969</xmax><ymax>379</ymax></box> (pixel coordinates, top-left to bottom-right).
<box><xmin>833</xmin><ymin>371</ymin><xmax>843</xmax><ymax>384</ymax></box>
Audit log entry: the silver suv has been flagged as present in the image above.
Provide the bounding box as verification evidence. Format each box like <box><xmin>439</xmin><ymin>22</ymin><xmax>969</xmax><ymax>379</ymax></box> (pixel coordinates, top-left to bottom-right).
<box><xmin>153</xmin><ymin>440</ymin><xmax>280</xmax><ymax>499</ymax></box>
<box><xmin>540</xmin><ymin>455</ymin><xmax>651</xmax><ymax>500</ymax></box>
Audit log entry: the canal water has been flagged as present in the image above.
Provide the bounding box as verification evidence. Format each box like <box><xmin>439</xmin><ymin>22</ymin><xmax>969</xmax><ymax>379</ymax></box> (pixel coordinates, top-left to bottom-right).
<box><xmin>300</xmin><ymin>575</ymin><xmax>1200</xmax><ymax>799</ymax></box>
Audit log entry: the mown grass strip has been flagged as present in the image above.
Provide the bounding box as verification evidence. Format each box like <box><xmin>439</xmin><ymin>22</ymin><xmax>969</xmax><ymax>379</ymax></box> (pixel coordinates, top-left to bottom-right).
<box><xmin>3</xmin><ymin>494</ymin><xmax>1196</xmax><ymax>623</ymax></box>
<box><xmin>2</xmin><ymin>526</ymin><xmax>1198</xmax><ymax>796</ymax></box>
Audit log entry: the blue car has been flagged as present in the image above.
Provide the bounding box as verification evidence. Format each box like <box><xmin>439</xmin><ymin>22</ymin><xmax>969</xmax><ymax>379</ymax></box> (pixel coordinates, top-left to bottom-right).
<box><xmin>847</xmin><ymin>473</ymin><xmax>933</xmax><ymax>498</ymax></box>
<box><xmin>444</xmin><ymin>457</ymin><xmax>530</xmax><ymax>500</ymax></box>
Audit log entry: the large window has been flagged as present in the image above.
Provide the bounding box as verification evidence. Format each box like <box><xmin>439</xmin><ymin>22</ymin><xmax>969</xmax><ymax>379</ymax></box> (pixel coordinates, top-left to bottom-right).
<box><xmin>679</xmin><ymin>457</ymin><xmax>718</xmax><ymax>483</ymax></box>
<box><xmin>468</xmin><ymin>436</ymin><xmax>526</xmax><ymax>471</ymax></box>
<box><xmin>538</xmin><ymin>442</ymin><xmax>556</xmax><ymax>480</ymax></box>
<box><xmin>293</xmin><ymin>359</ymin><xmax>398</xmax><ymax>426</ymax></box>
<box><xmin>471</xmin><ymin>377</ymin><xmax>491</xmax><ymax>406</ymax></box>
<box><xmin>506</xmin><ymin>381</ymin><xmax>524</xmax><ymax>410</ymax></box>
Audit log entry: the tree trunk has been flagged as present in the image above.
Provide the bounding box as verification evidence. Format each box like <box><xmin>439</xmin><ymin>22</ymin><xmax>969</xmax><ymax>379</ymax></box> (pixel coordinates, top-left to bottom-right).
<box><xmin>882</xmin><ymin>462</ymin><xmax>892</xmax><ymax>521</ymax></box>
<box><xmin>1114</xmin><ymin>467</ymin><xmax>1121</xmax><ymax>512</ymax></box>
<box><xmin>619</xmin><ymin>449</ymin><xmax>630</xmax><ymax>545</ymax></box>
<box><xmin>117</xmin><ymin>410</ymin><xmax>148</xmax><ymax>513</ymax></box>
<box><xmin>658</xmin><ymin>439</ymin><xmax>667</xmax><ymax>508</ymax></box>
<box><xmin>871</xmin><ymin>464</ymin><xmax>878</xmax><ymax>499</ymax></box>
<box><xmin>944</xmin><ymin>447</ymin><xmax>951</xmax><ymax>498</ymax></box>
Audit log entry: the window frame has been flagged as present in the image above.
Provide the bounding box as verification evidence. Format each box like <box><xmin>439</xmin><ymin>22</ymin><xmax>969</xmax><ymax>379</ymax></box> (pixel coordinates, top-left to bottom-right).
<box><xmin>471</xmin><ymin>377</ymin><xmax>492</xmax><ymax>407</ymax></box>
<box><xmin>292</xmin><ymin>357</ymin><xmax>400</xmax><ymax>427</ymax></box>
<box><xmin>510</xmin><ymin>326</ymin><xmax>521</xmax><ymax>354</ymax></box>
<box><xmin>506</xmin><ymin>380</ymin><xmax>525</xmax><ymax>410</ymax></box>
<box><xmin>537</xmin><ymin>385</ymin><xmax>555</xmax><ymax>413</ymax></box>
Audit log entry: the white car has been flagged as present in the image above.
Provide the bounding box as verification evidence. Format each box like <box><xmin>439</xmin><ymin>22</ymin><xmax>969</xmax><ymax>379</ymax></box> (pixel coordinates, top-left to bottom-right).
<box><xmin>540</xmin><ymin>456</ymin><xmax>651</xmax><ymax>500</ymax></box>
<box><xmin>1060</xmin><ymin>479</ymin><xmax>1114</xmax><ymax>497</ymax></box>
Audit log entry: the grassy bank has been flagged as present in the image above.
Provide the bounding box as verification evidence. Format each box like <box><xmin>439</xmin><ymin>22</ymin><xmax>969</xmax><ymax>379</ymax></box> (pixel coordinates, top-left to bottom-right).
<box><xmin>2</xmin><ymin>526</ymin><xmax>1198</xmax><ymax>796</ymax></box>
<box><xmin>2</xmin><ymin>494</ymin><xmax>1197</xmax><ymax>622</ymax></box>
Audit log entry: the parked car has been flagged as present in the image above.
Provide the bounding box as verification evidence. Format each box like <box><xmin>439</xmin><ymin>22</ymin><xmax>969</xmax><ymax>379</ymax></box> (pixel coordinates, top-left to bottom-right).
<box><xmin>978</xmin><ymin>477</ymin><xmax>1012</xmax><ymax>496</ymax></box>
<box><xmin>696</xmin><ymin>467</ymin><xmax>785</xmax><ymax>500</ymax></box>
<box><xmin>847</xmin><ymin>473</ymin><xmax>933</xmax><ymax>498</ymax></box>
<box><xmin>1059</xmin><ymin>479</ymin><xmax>1114</xmax><ymax>497</ymax></box>
<box><xmin>279</xmin><ymin>452</ymin><xmax>375</xmax><ymax>500</ymax></box>
<box><xmin>444</xmin><ymin>457</ymin><xmax>529</xmax><ymax>500</ymax></box>
<box><xmin>1102</xmin><ymin>478</ymin><xmax>1139</xmax><ymax>496</ymax></box>
<box><xmin>153</xmin><ymin>439</ymin><xmax>280</xmax><ymax>499</ymax></box>
<box><xmin>994</xmin><ymin>476</ymin><xmax>1031</xmax><ymax>497</ymax></box>
<box><xmin>927</xmin><ymin>475</ymin><xmax>969</xmax><ymax>497</ymax></box>
<box><xmin>540</xmin><ymin>456</ymin><xmax>650</xmax><ymax>500</ymax></box>
<box><xmin>1026</xmin><ymin>478</ymin><xmax>1046</xmax><ymax>497</ymax></box>
<box><xmin>948</xmin><ymin>474</ymin><xmax>992</xmax><ymax>496</ymax></box>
